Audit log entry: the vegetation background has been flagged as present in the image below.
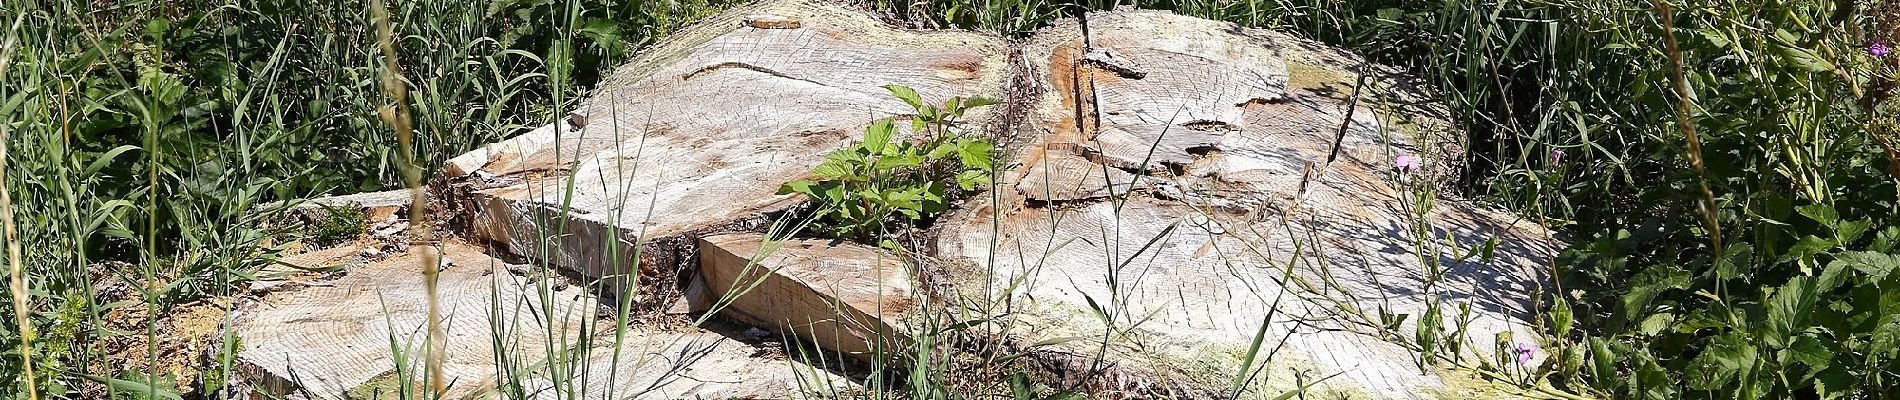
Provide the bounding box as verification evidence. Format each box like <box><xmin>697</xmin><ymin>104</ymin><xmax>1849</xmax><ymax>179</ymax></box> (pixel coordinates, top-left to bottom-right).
<box><xmin>2</xmin><ymin>0</ymin><xmax>1898</xmax><ymax>398</ymax></box>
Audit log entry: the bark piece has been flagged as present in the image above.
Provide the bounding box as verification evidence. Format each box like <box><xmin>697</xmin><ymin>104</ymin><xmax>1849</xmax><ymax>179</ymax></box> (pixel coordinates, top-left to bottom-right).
<box><xmin>232</xmin><ymin>240</ymin><xmax>845</xmax><ymax>398</ymax></box>
<box><xmin>698</xmin><ymin>233</ymin><xmax>914</xmax><ymax>361</ymax></box>
<box><xmin>933</xmin><ymin>8</ymin><xmax>1554</xmax><ymax>399</ymax></box>
<box><xmin>437</xmin><ymin>0</ymin><xmax>1008</xmax><ymax>315</ymax></box>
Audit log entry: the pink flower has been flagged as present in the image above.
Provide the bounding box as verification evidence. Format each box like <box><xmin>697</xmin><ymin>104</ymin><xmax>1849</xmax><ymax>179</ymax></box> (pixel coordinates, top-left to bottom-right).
<box><xmin>1549</xmin><ymin>149</ymin><xmax>1566</xmax><ymax>164</ymax></box>
<box><xmin>1515</xmin><ymin>342</ymin><xmax>1536</xmax><ymax>364</ymax></box>
<box><xmin>1393</xmin><ymin>154</ymin><xmax>1421</xmax><ymax>172</ymax></box>
<box><xmin>1872</xmin><ymin>41</ymin><xmax>1891</xmax><ymax>58</ymax></box>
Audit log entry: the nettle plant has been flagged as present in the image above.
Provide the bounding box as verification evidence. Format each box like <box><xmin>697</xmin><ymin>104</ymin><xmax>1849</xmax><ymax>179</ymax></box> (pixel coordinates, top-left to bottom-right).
<box><xmin>779</xmin><ymin>85</ymin><xmax>998</xmax><ymax>243</ymax></box>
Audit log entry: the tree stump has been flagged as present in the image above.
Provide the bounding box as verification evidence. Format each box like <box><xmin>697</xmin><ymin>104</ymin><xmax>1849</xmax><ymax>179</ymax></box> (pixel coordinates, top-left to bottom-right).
<box><xmin>236</xmin><ymin>1</ymin><xmax>1560</xmax><ymax>398</ymax></box>
<box><xmin>931</xmin><ymin>8</ymin><xmax>1554</xmax><ymax>398</ymax></box>
<box><xmin>436</xmin><ymin>0</ymin><xmax>1011</xmax><ymax>316</ymax></box>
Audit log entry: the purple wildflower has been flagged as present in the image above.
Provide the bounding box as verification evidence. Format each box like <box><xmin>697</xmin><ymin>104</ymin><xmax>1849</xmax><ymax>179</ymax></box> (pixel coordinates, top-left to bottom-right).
<box><xmin>1872</xmin><ymin>41</ymin><xmax>1891</xmax><ymax>58</ymax></box>
<box><xmin>1393</xmin><ymin>154</ymin><xmax>1421</xmax><ymax>173</ymax></box>
<box><xmin>1515</xmin><ymin>342</ymin><xmax>1537</xmax><ymax>364</ymax></box>
<box><xmin>1549</xmin><ymin>149</ymin><xmax>1566</xmax><ymax>164</ymax></box>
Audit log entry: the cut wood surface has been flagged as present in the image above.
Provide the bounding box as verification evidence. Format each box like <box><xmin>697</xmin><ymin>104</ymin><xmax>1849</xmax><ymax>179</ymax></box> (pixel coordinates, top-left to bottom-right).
<box><xmin>437</xmin><ymin>0</ymin><xmax>1010</xmax><ymax>315</ymax></box>
<box><xmin>236</xmin><ymin>1</ymin><xmax>1561</xmax><ymax>398</ymax></box>
<box><xmin>231</xmin><ymin>240</ymin><xmax>847</xmax><ymax>398</ymax></box>
<box><xmin>698</xmin><ymin>233</ymin><xmax>914</xmax><ymax>361</ymax></box>
<box><xmin>932</xmin><ymin>8</ymin><xmax>1555</xmax><ymax>399</ymax></box>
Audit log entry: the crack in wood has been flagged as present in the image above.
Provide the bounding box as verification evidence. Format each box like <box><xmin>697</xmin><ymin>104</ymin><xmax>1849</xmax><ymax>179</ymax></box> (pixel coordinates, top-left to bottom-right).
<box><xmin>680</xmin><ymin>61</ymin><xmax>828</xmax><ymax>89</ymax></box>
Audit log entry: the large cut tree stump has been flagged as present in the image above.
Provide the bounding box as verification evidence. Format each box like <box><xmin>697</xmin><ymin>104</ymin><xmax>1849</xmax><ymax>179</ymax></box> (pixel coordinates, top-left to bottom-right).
<box><xmin>235</xmin><ymin>1</ymin><xmax>1561</xmax><ymax>399</ymax></box>
<box><xmin>231</xmin><ymin>240</ymin><xmax>844</xmax><ymax>398</ymax></box>
<box><xmin>437</xmin><ymin>0</ymin><xmax>1010</xmax><ymax>315</ymax></box>
<box><xmin>931</xmin><ymin>8</ymin><xmax>1554</xmax><ymax>399</ymax></box>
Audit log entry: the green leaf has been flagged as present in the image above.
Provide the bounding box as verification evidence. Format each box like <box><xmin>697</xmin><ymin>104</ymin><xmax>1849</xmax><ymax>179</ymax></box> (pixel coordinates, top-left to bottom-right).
<box><xmin>872</xmin><ymin>153</ymin><xmax>922</xmax><ymax>172</ymax></box>
<box><xmin>1637</xmin><ymin>312</ymin><xmax>1675</xmax><ymax>336</ymax></box>
<box><xmin>956</xmin><ymin>169</ymin><xmax>991</xmax><ymax>191</ymax></box>
<box><xmin>956</xmin><ymin>138</ymin><xmax>994</xmax><ymax>171</ymax></box>
<box><xmin>812</xmin><ymin>157</ymin><xmax>854</xmax><ymax>179</ymax></box>
<box><xmin>885</xmin><ymin>84</ymin><xmax>924</xmax><ymax>110</ymax></box>
<box><xmin>1870</xmin><ymin>227</ymin><xmax>1900</xmax><ymax>253</ymax></box>
<box><xmin>1687</xmin><ymin>332</ymin><xmax>1757</xmax><ymax>390</ymax></box>
<box><xmin>79</xmin><ymin>373</ymin><xmax>184</xmax><ymax>400</ymax></box>
<box><xmin>863</xmin><ymin>118</ymin><xmax>896</xmax><ymax>155</ymax></box>
<box><xmin>84</xmin><ymin>145</ymin><xmax>142</xmax><ymax>177</ymax></box>
<box><xmin>1715</xmin><ymin>243</ymin><xmax>1753</xmax><ymax>281</ymax></box>
<box><xmin>1813</xmin><ymin>366</ymin><xmax>1856</xmax><ymax>399</ymax></box>
<box><xmin>779</xmin><ymin>180</ymin><xmax>819</xmax><ymax>197</ymax></box>
<box><xmin>1831</xmin><ymin>251</ymin><xmax>1900</xmax><ymax>280</ymax></box>
<box><xmin>577</xmin><ymin>19</ymin><xmax>623</xmax><ymax>51</ymax></box>
<box><xmin>1777</xmin><ymin>43</ymin><xmax>1836</xmax><ymax>73</ymax></box>
<box><xmin>1837</xmin><ymin>220</ymin><xmax>1875</xmax><ymax>245</ymax></box>
<box><xmin>1780</xmin><ymin>235</ymin><xmax>1837</xmax><ymax>264</ymax></box>
<box><xmin>1784</xmin><ymin>335</ymin><xmax>1833</xmax><ymax>372</ymax></box>
<box><xmin>1798</xmin><ymin>204</ymin><xmax>1840</xmax><ymax>227</ymax></box>
<box><xmin>962</xmin><ymin>96</ymin><xmax>1000</xmax><ymax>109</ymax></box>
<box><xmin>1621</xmin><ymin>265</ymin><xmax>1689</xmax><ymax>317</ymax></box>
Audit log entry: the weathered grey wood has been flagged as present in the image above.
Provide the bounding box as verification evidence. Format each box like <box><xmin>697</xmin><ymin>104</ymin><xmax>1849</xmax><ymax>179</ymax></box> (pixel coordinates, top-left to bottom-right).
<box><xmin>932</xmin><ymin>8</ymin><xmax>1554</xmax><ymax>399</ymax></box>
<box><xmin>437</xmin><ymin>0</ymin><xmax>1010</xmax><ymax>316</ymax></box>
<box><xmin>232</xmin><ymin>241</ymin><xmax>847</xmax><ymax>398</ymax></box>
<box><xmin>213</xmin><ymin>2</ymin><xmax>1554</xmax><ymax>398</ymax></box>
<box><xmin>698</xmin><ymin>233</ymin><xmax>915</xmax><ymax>362</ymax></box>
<box><xmin>1014</xmin><ymin>152</ymin><xmax>1144</xmax><ymax>202</ymax></box>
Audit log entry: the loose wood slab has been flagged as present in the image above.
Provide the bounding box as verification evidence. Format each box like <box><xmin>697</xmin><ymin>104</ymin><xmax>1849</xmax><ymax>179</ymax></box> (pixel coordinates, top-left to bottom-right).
<box><xmin>933</xmin><ymin>9</ymin><xmax>1555</xmax><ymax>399</ymax></box>
<box><xmin>231</xmin><ymin>241</ymin><xmax>847</xmax><ymax>398</ymax></box>
<box><xmin>698</xmin><ymin>233</ymin><xmax>915</xmax><ymax>361</ymax></box>
<box><xmin>438</xmin><ymin>0</ymin><xmax>1009</xmax><ymax>315</ymax></box>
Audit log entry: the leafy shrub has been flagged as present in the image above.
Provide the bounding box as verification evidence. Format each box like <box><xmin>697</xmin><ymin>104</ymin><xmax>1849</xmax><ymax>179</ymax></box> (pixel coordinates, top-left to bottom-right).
<box><xmin>780</xmin><ymin>85</ymin><xmax>998</xmax><ymax>243</ymax></box>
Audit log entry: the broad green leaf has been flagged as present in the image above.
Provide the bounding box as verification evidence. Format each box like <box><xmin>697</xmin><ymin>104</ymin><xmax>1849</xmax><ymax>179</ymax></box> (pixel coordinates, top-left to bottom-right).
<box><xmin>872</xmin><ymin>153</ymin><xmax>922</xmax><ymax>172</ymax></box>
<box><xmin>1715</xmin><ymin>243</ymin><xmax>1753</xmax><ymax>281</ymax></box>
<box><xmin>885</xmin><ymin>84</ymin><xmax>924</xmax><ymax>110</ymax></box>
<box><xmin>1831</xmin><ymin>251</ymin><xmax>1900</xmax><ymax>280</ymax></box>
<box><xmin>1621</xmin><ymin>265</ymin><xmax>1689</xmax><ymax>317</ymax></box>
<box><xmin>1784</xmin><ymin>335</ymin><xmax>1833</xmax><ymax>372</ymax></box>
<box><xmin>778</xmin><ymin>180</ymin><xmax>818</xmax><ymax>197</ymax></box>
<box><xmin>1686</xmin><ymin>332</ymin><xmax>1756</xmax><ymax>390</ymax></box>
<box><xmin>1638</xmin><ymin>312</ymin><xmax>1675</xmax><ymax>336</ymax></box>
<box><xmin>1550</xmin><ymin>295</ymin><xmax>1574</xmax><ymax>339</ymax></box>
<box><xmin>1837</xmin><ymin>220</ymin><xmax>1875</xmax><ymax>245</ymax></box>
<box><xmin>956</xmin><ymin>139</ymin><xmax>994</xmax><ymax>171</ymax></box>
<box><xmin>863</xmin><ymin>118</ymin><xmax>895</xmax><ymax>154</ymax></box>
<box><xmin>956</xmin><ymin>169</ymin><xmax>991</xmax><ymax>191</ymax></box>
<box><xmin>1813</xmin><ymin>366</ymin><xmax>1856</xmax><ymax>399</ymax></box>
<box><xmin>1780</xmin><ymin>235</ymin><xmax>1836</xmax><ymax>264</ymax></box>
<box><xmin>1871</xmin><ymin>227</ymin><xmax>1900</xmax><ymax>253</ymax></box>
<box><xmin>1798</xmin><ymin>204</ymin><xmax>1840</xmax><ymax>227</ymax></box>
<box><xmin>812</xmin><ymin>158</ymin><xmax>854</xmax><ymax>179</ymax></box>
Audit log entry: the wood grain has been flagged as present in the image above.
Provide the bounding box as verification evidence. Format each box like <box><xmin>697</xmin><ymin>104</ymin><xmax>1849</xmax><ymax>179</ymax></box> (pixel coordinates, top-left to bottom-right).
<box><xmin>933</xmin><ymin>8</ymin><xmax>1556</xmax><ymax>399</ymax></box>
<box><xmin>699</xmin><ymin>233</ymin><xmax>914</xmax><ymax>362</ymax></box>
<box><xmin>437</xmin><ymin>0</ymin><xmax>1009</xmax><ymax>316</ymax></box>
<box><xmin>232</xmin><ymin>240</ymin><xmax>845</xmax><ymax>398</ymax></box>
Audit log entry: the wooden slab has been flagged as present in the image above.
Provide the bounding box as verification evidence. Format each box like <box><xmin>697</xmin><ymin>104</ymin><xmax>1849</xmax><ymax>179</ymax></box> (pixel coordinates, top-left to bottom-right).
<box><xmin>231</xmin><ymin>241</ymin><xmax>848</xmax><ymax>398</ymax></box>
<box><xmin>437</xmin><ymin>0</ymin><xmax>1010</xmax><ymax>315</ymax></box>
<box><xmin>698</xmin><ymin>233</ymin><xmax>914</xmax><ymax>362</ymax></box>
<box><xmin>932</xmin><ymin>9</ymin><xmax>1555</xmax><ymax>399</ymax></box>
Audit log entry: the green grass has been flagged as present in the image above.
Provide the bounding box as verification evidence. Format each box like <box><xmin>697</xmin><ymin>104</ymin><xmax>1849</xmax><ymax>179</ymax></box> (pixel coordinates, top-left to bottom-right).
<box><xmin>4</xmin><ymin>0</ymin><xmax>1900</xmax><ymax>399</ymax></box>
